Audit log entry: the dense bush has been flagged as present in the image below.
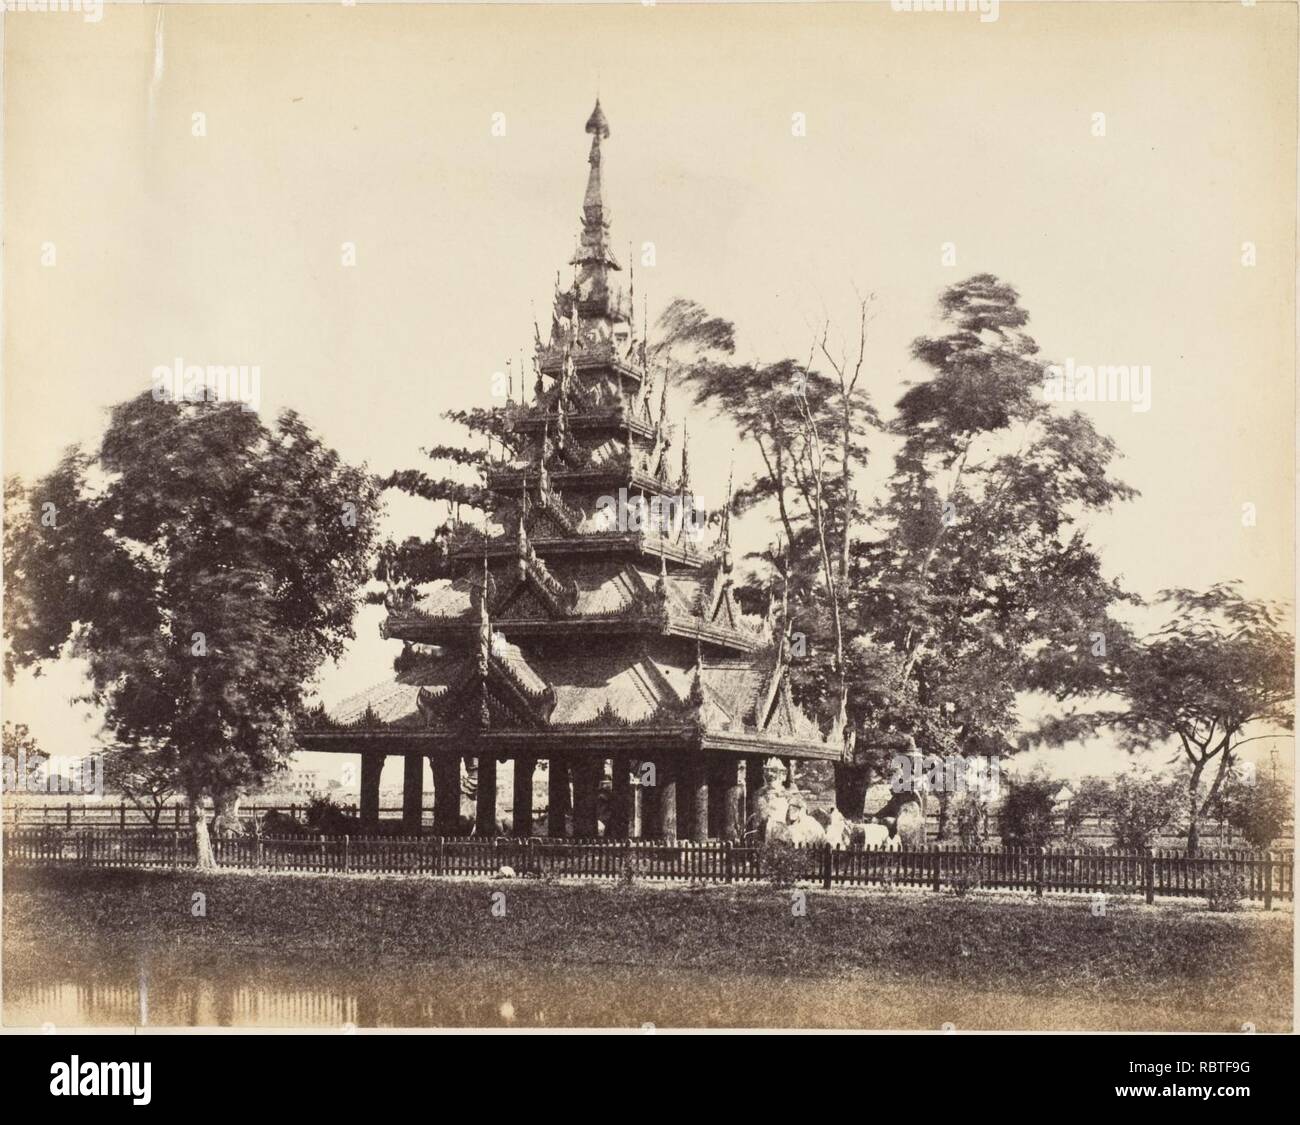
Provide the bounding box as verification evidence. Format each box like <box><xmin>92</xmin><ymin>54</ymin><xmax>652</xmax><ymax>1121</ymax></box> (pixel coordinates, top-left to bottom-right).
<box><xmin>758</xmin><ymin>840</ymin><xmax>807</xmax><ymax>888</ymax></box>
<box><xmin>1205</xmin><ymin>868</ymin><xmax>1246</xmax><ymax>913</ymax></box>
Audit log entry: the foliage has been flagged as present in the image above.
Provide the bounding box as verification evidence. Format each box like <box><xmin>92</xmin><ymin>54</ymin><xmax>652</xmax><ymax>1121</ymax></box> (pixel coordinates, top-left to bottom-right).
<box><xmin>1204</xmin><ymin>868</ymin><xmax>1246</xmax><ymax>913</ymax></box>
<box><xmin>947</xmin><ymin>856</ymin><xmax>984</xmax><ymax>897</ymax></box>
<box><xmin>1092</xmin><ymin>771</ymin><xmax>1185</xmax><ymax>852</ymax></box>
<box><xmin>2</xmin><ymin>721</ymin><xmax>45</xmax><ymax>775</ymax></box>
<box><xmin>3</xmin><ymin>391</ymin><xmax>381</xmax><ymax>815</ymax></box>
<box><xmin>304</xmin><ymin>794</ymin><xmax>359</xmax><ymax>835</ymax></box>
<box><xmin>758</xmin><ymin>839</ymin><xmax>807</xmax><ymax>888</ymax></box>
<box><xmin>849</xmin><ymin>275</ymin><xmax>1137</xmax><ymax>778</ymax></box>
<box><xmin>101</xmin><ymin>744</ymin><xmax>182</xmax><ymax>828</ymax></box>
<box><xmin>1093</xmin><ymin>584</ymin><xmax>1293</xmax><ymax>850</ymax></box>
<box><xmin>375</xmin><ymin>403</ymin><xmax>527</xmax><ymax>601</ymax></box>
<box><xmin>1000</xmin><ymin>773</ymin><xmax>1061</xmax><ymax>849</ymax></box>
<box><xmin>1209</xmin><ymin>771</ymin><xmax>1292</xmax><ymax>849</ymax></box>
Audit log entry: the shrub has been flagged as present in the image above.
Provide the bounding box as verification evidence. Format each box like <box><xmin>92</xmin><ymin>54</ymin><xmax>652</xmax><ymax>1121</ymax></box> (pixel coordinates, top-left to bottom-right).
<box><xmin>1205</xmin><ymin>868</ymin><xmax>1246</xmax><ymax>913</ymax></box>
<box><xmin>947</xmin><ymin>856</ymin><xmax>984</xmax><ymax>897</ymax></box>
<box><xmin>618</xmin><ymin>856</ymin><xmax>651</xmax><ymax>886</ymax></box>
<box><xmin>759</xmin><ymin>840</ymin><xmax>807</xmax><ymax>888</ymax></box>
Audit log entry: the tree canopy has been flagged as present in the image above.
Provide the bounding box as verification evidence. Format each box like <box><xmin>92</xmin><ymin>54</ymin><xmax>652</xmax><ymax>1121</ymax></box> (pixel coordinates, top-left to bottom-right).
<box><xmin>3</xmin><ymin>392</ymin><xmax>381</xmax><ymax>819</ymax></box>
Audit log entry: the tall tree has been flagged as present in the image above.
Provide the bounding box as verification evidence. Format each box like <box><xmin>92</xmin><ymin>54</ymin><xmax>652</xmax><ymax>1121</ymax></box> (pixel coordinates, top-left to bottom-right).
<box><xmin>1105</xmin><ymin>583</ymin><xmax>1294</xmax><ymax>851</ymax></box>
<box><xmin>847</xmin><ymin>275</ymin><xmax>1137</xmax><ymax>815</ymax></box>
<box><xmin>664</xmin><ymin>298</ymin><xmax>879</xmax><ymax>721</ymax></box>
<box><xmin>3</xmin><ymin>392</ymin><xmax>380</xmax><ymax>863</ymax></box>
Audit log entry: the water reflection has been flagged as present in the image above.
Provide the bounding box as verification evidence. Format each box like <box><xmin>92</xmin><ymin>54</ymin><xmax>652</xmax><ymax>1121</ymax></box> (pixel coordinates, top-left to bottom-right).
<box><xmin>5</xmin><ymin>947</ymin><xmax>802</xmax><ymax>1029</ymax></box>
<box><xmin>2</xmin><ymin>944</ymin><xmax>1266</xmax><ymax>1031</ymax></box>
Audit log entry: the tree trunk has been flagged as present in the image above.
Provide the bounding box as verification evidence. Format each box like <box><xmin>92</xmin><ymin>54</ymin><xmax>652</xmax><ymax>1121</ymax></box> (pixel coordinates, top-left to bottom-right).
<box><xmin>191</xmin><ymin>801</ymin><xmax>216</xmax><ymax>871</ymax></box>
<box><xmin>1186</xmin><ymin>761</ymin><xmax>1204</xmax><ymax>855</ymax></box>
<box><xmin>213</xmin><ymin>792</ymin><xmax>244</xmax><ymax>837</ymax></box>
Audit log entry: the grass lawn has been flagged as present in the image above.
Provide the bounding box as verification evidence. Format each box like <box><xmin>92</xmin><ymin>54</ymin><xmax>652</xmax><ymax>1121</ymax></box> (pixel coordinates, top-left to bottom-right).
<box><xmin>3</xmin><ymin>866</ymin><xmax>1292</xmax><ymax>1031</ymax></box>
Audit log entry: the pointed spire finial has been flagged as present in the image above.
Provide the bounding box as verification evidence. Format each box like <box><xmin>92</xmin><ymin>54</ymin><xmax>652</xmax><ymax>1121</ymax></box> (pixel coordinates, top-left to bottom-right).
<box><xmin>585</xmin><ymin>98</ymin><xmax>610</xmax><ymax>140</ymax></box>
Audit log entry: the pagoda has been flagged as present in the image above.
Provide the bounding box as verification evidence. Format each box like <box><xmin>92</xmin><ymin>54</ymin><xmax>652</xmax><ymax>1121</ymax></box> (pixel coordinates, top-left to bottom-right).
<box><xmin>298</xmin><ymin>102</ymin><xmax>844</xmax><ymax>839</ymax></box>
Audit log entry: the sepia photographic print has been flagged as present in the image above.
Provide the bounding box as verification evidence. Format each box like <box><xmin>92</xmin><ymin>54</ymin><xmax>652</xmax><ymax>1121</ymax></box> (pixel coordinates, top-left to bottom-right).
<box><xmin>1</xmin><ymin>0</ymin><xmax>1296</xmax><ymax>1078</ymax></box>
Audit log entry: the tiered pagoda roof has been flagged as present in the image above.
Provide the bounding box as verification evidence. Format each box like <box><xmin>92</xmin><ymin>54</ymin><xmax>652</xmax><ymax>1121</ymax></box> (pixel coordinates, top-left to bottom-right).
<box><xmin>299</xmin><ymin>101</ymin><xmax>844</xmax><ymax>764</ymax></box>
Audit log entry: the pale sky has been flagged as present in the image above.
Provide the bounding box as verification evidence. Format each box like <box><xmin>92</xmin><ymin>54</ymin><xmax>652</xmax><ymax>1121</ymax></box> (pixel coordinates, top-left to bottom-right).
<box><xmin>3</xmin><ymin>2</ymin><xmax>1295</xmax><ymax>787</ymax></box>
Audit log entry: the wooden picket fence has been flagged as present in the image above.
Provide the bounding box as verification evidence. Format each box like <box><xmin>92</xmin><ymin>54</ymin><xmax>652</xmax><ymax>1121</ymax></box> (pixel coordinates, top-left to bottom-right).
<box><xmin>3</xmin><ymin>828</ymin><xmax>1292</xmax><ymax>906</ymax></box>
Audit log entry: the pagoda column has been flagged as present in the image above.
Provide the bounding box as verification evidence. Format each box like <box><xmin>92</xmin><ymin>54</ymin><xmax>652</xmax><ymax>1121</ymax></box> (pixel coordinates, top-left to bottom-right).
<box><xmin>431</xmin><ymin>752</ymin><xmax>460</xmax><ymax>835</ymax></box>
<box><xmin>476</xmin><ymin>754</ymin><xmax>498</xmax><ymax>836</ymax></box>
<box><xmin>547</xmin><ymin>754</ymin><xmax>571</xmax><ymax>837</ymax></box>
<box><xmin>681</xmin><ymin>754</ymin><xmax>709</xmax><ymax>843</ymax></box>
<box><xmin>647</xmin><ymin>756</ymin><xmax>677</xmax><ymax>841</ymax></box>
<box><xmin>360</xmin><ymin>750</ymin><xmax>383</xmax><ymax>830</ymax></box>
<box><xmin>745</xmin><ymin>756</ymin><xmax>766</xmax><ymax>829</ymax></box>
<box><xmin>572</xmin><ymin>756</ymin><xmax>601</xmax><ymax>837</ymax></box>
<box><xmin>513</xmin><ymin>756</ymin><xmax>535</xmax><ymax>836</ymax></box>
<box><xmin>401</xmin><ymin>753</ymin><xmax>424</xmax><ymax>834</ymax></box>
<box><xmin>607</xmin><ymin>756</ymin><xmax>634</xmax><ymax>838</ymax></box>
<box><xmin>712</xmin><ymin>759</ymin><xmax>745</xmax><ymax>842</ymax></box>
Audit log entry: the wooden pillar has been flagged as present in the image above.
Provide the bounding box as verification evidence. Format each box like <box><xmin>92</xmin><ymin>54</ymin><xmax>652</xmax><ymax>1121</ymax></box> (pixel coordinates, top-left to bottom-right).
<box><xmin>716</xmin><ymin>760</ymin><xmax>745</xmax><ymax>842</ymax></box>
<box><xmin>547</xmin><ymin>755</ymin><xmax>571</xmax><ymax>837</ymax></box>
<box><xmin>431</xmin><ymin>753</ymin><xmax>459</xmax><ymax>835</ymax></box>
<box><xmin>360</xmin><ymin>751</ymin><xmax>383</xmax><ymax>830</ymax></box>
<box><xmin>512</xmin><ymin>756</ymin><xmax>535</xmax><ymax>837</ymax></box>
<box><xmin>401</xmin><ymin>754</ymin><xmax>424</xmax><ymax>834</ymax></box>
<box><xmin>607</xmin><ymin>756</ymin><xmax>633</xmax><ymax>839</ymax></box>
<box><xmin>649</xmin><ymin>756</ymin><xmax>677</xmax><ymax>841</ymax></box>
<box><xmin>834</xmin><ymin>763</ymin><xmax>870</xmax><ymax>820</ymax></box>
<box><xmin>681</xmin><ymin>754</ymin><xmax>709</xmax><ymax>842</ymax></box>
<box><xmin>476</xmin><ymin>754</ymin><xmax>498</xmax><ymax>836</ymax></box>
<box><xmin>745</xmin><ymin>756</ymin><xmax>765</xmax><ymax>830</ymax></box>
<box><xmin>708</xmin><ymin>762</ymin><xmax>725</xmax><ymax>839</ymax></box>
<box><xmin>572</xmin><ymin>756</ymin><xmax>600</xmax><ymax>838</ymax></box>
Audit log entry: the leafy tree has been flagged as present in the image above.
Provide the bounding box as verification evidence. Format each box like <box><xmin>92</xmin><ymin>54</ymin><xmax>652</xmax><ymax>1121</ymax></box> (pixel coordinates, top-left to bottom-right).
<box><xmin>848</xmin><ymin>275</ymin><xmax>1137</xmax><ymax>796</ymax></box>
<box><xmin>101</xmin><ymin>743</ymin><xmax>182</xmax><ymax>828</ymax></box>
<box><xmin>1095</xmin><ymin>770</ymin><xmax>1185</xmax><ymax>851</ymax></box>
<box><xmin>1104</xmin><ymin>584</ymin><xmax>1294</xmax><ymax>852</ymax></box>
<box><xmin>1</xmin><ymin>720</ymin><xmax>45</xmax><ymax>786</ymax></box>
<box><xmin>1207</xmin><ymin>768</ymin><xmax>1292</xmax><ymax>850</ymax></box>
<box><xmin>3</xmin><ymin>392</ymin><xmax>380</xmax><ymax>863</ymax></box>
<box><xmin>668</xmin><ymin>278</ymin><xmax>1138</xmax><ymax>824</ymax></box>
<box><xmin>999</xmin><ymin>772</ymin><xmax>1060</xmax><ymax>849</ymax></box>
<box><xmin>666</xmin><ymin>297</ymin><xmax>879</xmax><ymax>768</ymax></box>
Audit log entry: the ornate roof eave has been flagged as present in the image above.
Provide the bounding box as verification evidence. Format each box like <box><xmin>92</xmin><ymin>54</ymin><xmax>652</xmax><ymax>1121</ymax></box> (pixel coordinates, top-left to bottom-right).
<box><xmin>448</xmin><ymin>531</ymin><xmax>708</xmax><ymax>567</ymax></box>
<box><xmin>511</xmin><ymin>407</ymin><xmax>655</xmax><ymax>439</ymax></box>
<box><xmin>295</xmin><ymin>726</ymin><xmax>837</xmax><ymax>759</ymax></box>
<box><xmin>487</xmin><ymin>463</ymin><xmax>674</xmax><ymax>494</ymax></box>
<box><xmin>536</xmin><ymin>348</ymin><xmax>644</xmax><ymax>382</ymax></box>
<box><xmin>380</xmin><ymin>613</ymin><xmax>765</xmax><ymax>653</ymax></box>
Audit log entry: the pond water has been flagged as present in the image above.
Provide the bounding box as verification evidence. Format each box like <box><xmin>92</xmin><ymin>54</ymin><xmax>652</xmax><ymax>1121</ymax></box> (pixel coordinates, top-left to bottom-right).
<box><xmin>1</xmin><ymin>944</ymin><xmax>1261</xmax><ymax>1031</ymax></box>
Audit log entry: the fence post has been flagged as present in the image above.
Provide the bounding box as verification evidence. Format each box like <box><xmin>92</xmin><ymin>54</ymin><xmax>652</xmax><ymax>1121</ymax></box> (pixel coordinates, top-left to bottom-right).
<box><xmin>1264</xmin><ymin>850</ymin><xmax>1273</xmax><ymax>911</ymax></box>
<box><xmin>724</xmin><ymin>840</ymin><xmax>733</xmax><ymax>884</ymax></box>
<box><xmin>1035</xmin><ymin>847</ymin><xmax>1045</xmax><ymax>898</ymax></box>
<box><xmin>1144</xmin><ymin>848</ymin><xmax>1155</xmax><ymax>904</ymax></box>
<box><xmin>821</xmin><ymin>843</ymin><xmax>832</xmax><ymax>890</ymax></box>
<box><xmin>931</xmin><ymin>845</ymin><xmax>941</xmax><ymax>893</ymax></box>
<box><xmin>65</xmin><ymin>802</ymin><xmax>73</xmax><ymax>828</ymax></box>
<box><xmin>344</xmin><ymin>835</ymin><xmax>351</xmax><ymax>874</ymax></box>
<box><xmin>172</xmin><ymin>829</ymin><xmax>181</xmax><ymax>872</ymax></box>
<box><xmin>436</xmin><ymin>835</ymin><xmax>445</xmax><ymax>877</ymax></box>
